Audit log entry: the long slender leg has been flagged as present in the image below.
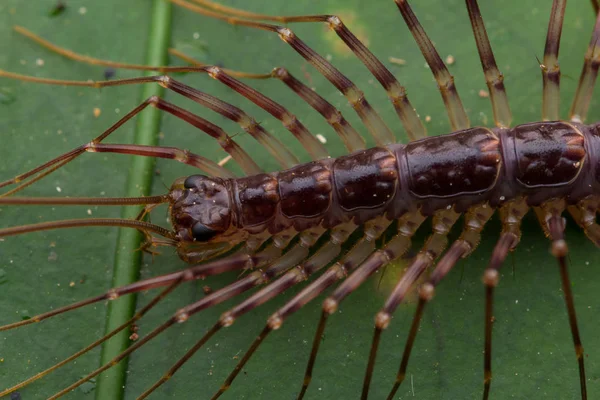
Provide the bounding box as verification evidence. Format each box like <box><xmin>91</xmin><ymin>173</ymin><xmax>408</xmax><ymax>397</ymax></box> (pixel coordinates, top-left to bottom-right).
<box><xmin>466</xmin><ymin>0</ymin><xmax>512</xmax><ymax>127</ymax></box>
<box><xmin>535</xmin><ymin>199</ymin><xmax>587</xmax><ymax>400</ymax></box>
<box><xmin>1</xmin><ymin>71</ymin><xmax>299</xmax><ymax>170</ymax></box>
<box><xmin>48</xmin><ymin>228</ymin><xmax>325</xmax><ymax>398</ymax></box>
<box><xmin>297</xmin><ymin>212</ymin><xmax>428</xmax><ymax>399</ymax></box>
<box><xmin>570</xmin><ymin>10</ymin><xmax>600</xmax><ymax>122</ymax></box>
<box><xmin>170</xmin><ymin>0</ymin><xmax>397</xmax><ymax>146</ymax></box>
<box><xmin>395</xmin><ymin>0</ymin><xmax>470</xmax><ymax>130</ymax></box>
<box><xmin>175</xmin><ymin>52</ymin><xmax>366</xmax><ymax>153</ymax></box>
<box><xmin>180</xmin><ymin>0</ymin><xmax>427</xmax><ymax>141</ymax></box>
<box><xmin>0</xmin><ymin>95</ymin><xmax>233</xmax><ymax>197</ymax></box>
<box><xmin>136</xmin><ymin>225</ymin><xmax>332</xmax><ymax>398</ymax></box>
<box><xmin>481</xmin><ymin>199</ymin><xmax>529</xmax><ymax>399</ymax></box>
<box><xmin>0</xmin><ymin>278</ymin><xmax>184</xmax><ymax>397</ymax></box>
<box><xmin>209</xmin><ymin>219</ymin><xmax>392</xmax><ymax>399</ymax></box>
<box><xmin>12</xmin><ymin>26</ymin><xmax>356</xmax><ymax>158</ymax></box>
<box><xmin>541</xmin><ymin>0</ymin><xmax>567</xmax><ymax>121</ymax></box>
<box><xmin>361</xmin><ymin>208</ymin><xmax>464</xmax><ymax>399</ymax></box>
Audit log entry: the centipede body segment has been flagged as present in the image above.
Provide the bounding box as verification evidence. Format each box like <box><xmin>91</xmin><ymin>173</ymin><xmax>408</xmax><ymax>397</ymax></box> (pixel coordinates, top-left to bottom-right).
<box><xmin>0</xmin><ymin>0</ymin><xmax>599</xmax><ymax>399</ymax></box>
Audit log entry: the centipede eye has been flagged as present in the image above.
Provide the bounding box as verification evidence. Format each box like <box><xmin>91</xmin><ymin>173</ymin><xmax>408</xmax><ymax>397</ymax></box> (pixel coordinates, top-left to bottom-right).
<box><xmin>184</xmin><ymin>175</ymin><xmax>204</xmax><ymax>189</ymax></box>
<box><xmin>191</xmin><ymin>222</ymin><xmax>218</xmax><ymax>242</ymax></box>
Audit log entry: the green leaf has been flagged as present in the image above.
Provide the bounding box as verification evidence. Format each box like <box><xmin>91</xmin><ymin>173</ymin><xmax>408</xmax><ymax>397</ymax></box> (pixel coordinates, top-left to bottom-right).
<box><xmin>1</xmin><ymin>0</ymin><xmax>599</xmax><ymax>399</ymax></box>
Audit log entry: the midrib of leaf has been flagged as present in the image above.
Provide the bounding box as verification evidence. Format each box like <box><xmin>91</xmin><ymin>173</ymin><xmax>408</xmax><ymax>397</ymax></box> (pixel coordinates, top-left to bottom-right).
<box><xmin>95</xmin><ymin>1</ymin><xmax>172</xmax><ymax>399</ymax></box>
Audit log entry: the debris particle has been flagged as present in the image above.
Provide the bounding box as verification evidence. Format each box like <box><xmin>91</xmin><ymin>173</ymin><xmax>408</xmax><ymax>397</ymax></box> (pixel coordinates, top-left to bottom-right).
<box><xmin>445</xmin><ymin>55</ymin><xmax>455</xmax><ymax>65</ymax></box>
<box><xmin>93</xmin><ymin>107</ymin><xmax>101</xmax><ymax>118</ymax></box>
<box><xmin>425</xmin><ymin>115</ymin><xmax>431</xmax><ymax>122</ymax></box>
<box><xmin>35</xmin><ymin>58</ymin><xmax>45</xmax><ymax>66</ymax></box>
<box><xmin>478</xmin><ymin>89</ymin><xmax>489</xmax><ymax>98</ymax></box>
<box><xmin>218</xmin><ymin>155</ymin><xmax>232</xmax><ymax>167</ymax></box>
<box><xmin>69</xmin><ymin>281</ymin><xmax>75</xmax><ymax>287</ymax></box>
<box><xmin>129</xmin><ymin>332</ymin><xmax>139</xmax><ymax>341</ymax></box>
<box><xmin>78</xmin><ymin>6</ymin><xmax>87</xmax><ymax>15</ymax></box>
<box><xmin>203</xmin><ymin>285</ymin><xmax>213</xmax><ymax>295</ymax></box>
<box><xmin>316</xmin><ymin>133</ymin><xmax>327</xmax><ymax>144</ymax></box>
<box><xmin>48</xmin><ymin>251</ymin><xmax>58</xmax><ymax>262</ymax></box>
<box><xmin>388</xmin><ymin>56</ymin><xmax>406</xmax><ymax>66</ymax></box>
<box><xmin>49</xmin><ymin>1</ymin><xmax>66</xmax><ymax>17</ymax></box>
<box><xmin>104</xmin><ymin>68</ymin><xmax>116</xmax><ymax>80</ymax></box>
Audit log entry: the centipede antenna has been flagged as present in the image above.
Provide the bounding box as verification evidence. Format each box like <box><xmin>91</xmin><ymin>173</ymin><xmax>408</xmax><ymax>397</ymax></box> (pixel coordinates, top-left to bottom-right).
<box><xmin>0</xmin><ymin>194</ymin><xmax>168</xmax><ymax>206</ymax></box>
<box><xmin>570</xmin><ymin>10</ymin><xmax>600</xmax><ymax>122</ymax></box>
<box><xmin>170</xmin><ymin>0</ymin><xmax>397</xmax><ymax>146</ymax></box>
<box><xmin>180</xmin><ymin>0</ymin><xmax>427</xmax><ymax>141</ymax></box>
<box><xmin>395</xmin><ymin>0</ymin><xmax>470</xmax><ymax>130</ymax></box>
<box><xmin>0</xmin><ymin>218</ymin><xmax>175</xmax><ymax>240</ymax></box>
<box><xmin>362</xmin><ymin>208</ymin><xmax>463</xmax><ymax>399</ymax></box>
<box><xmin>465</xmin><ymin>0</ymin><xmax>512</xmax><ymax>128</ymax></box>
<box><xmin>0</xmin><ymin>278</ymin><xmax>184</xmax><ymax>397</ymax></box>
<box><xmin>541</xmin><ymin>0</ymin><xmax>567</xmax><ymax>121</ymax></box>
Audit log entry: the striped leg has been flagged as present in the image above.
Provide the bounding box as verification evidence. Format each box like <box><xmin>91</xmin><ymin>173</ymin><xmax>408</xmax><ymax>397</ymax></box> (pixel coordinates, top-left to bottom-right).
<box><xmin>0</xmin><ymin>95</ymin><xmax>238</xmax><ymax>197</ymax></box>
<box><xmin>361</xmin><ymin>208</ymin><xmax>464</xmax><ymax>399</ymax></box>
<box><xmin>466</xmin><ymin>0</ymin><xmax>512</xmax><ymax>127</ymax></box>
<box><xmin>177</xmin><ymin>0</ymin><xmax>427</xmax><ymax>141</ymax></box>
<box><xmin>535</xmin><ymin>199</ymin><xmax>587</xmax><ymax>399</ymax></box>
<box><xmin>297</xmin><ymin>212</ymin><xmax>428</xmax><ymax>399</ymax></box>
<box><xmin>395</xmin><ymin>0</ymin><xmax>470</xmax><ymax>130</ymax></box>
<box><xmin>43</xmin><ymin>227</ymin><xmax>325</xmax><ymax>398</ymax></box>
<box><xmin>12</xmin><ymin>26</ymin><xmax>360</xmax><ymax>157</ymax></box>
<box><xmin>568</xmin><ymin>197</ymin><xmax>600</xmax><ymax>246</ymax></box>
<box><xmin>482</xmin><ymin>199</ymin><xmax>529</xmax><ymax>399</ymax></box>
<box><xmin>570</xmin><ymin>9</ymin><xmax>600</xmax><ymax>122</ymax></box>
<box><xmin>170</xmin><ymin>0</ymin><xmax>397</xmax><ymax>145</ymax></box>
<box><xmin>541</xmin><ymin>0</ymin><xmax>567</xmax><ymax>121</ymax></box>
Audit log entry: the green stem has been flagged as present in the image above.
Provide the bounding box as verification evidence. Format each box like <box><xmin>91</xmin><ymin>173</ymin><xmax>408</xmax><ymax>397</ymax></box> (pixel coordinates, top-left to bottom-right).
<box><xmin>95</xmin><ymin>1</ymin><xmax>172</xmax><ymax>399</ymax></box>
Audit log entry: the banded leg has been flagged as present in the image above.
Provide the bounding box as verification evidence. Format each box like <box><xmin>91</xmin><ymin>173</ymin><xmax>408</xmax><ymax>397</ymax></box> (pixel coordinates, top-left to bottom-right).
<box><xmin>210</xmin><ymin>217</ymin><xmax>395</xmax><ymax>399</ymax></box>
<box><xmin>0</xmin><ymin>241</ymin><xmax>286</xmax><ymax>396</ymax></box>
<box><xmin>395</xmin><ymin>0</ymin><xmax>470</xmax><ymax>130</ymax></box>
<box><xmin>170</xmin><ymin>0</ymin><xmax>397</xmax><ymax>145</ymax></box>
<box><xmin>570</xmin><ymin>10</ymin><xmax>600</xmax><ymax>122</ymax></box>
<box><xmin>482</xmin><ymin>199</ymin><xmax>529</xmax><ymax>399</ymax></box>
<box><xmin>541</xmin><ymin>0</ymin><xmax>567</xmax><ymax>121</ymax></box>
<box><xmin>179</xmin><ymin>0</ymin><xmax>427</xmax><ymax>141</ymax></box>
<box><xmin>1</xmin><ymin>69</ymin><xmax>301</xmax><ymax>170</ymax></box>
<box><xmin>136</xmin><ymin>226</ymin><xmax>332</xmax><ymax>398</ymax></box>
<box><xmin>466</xmin><ymin>0</ymin><xmax>512</xmax><ymax>127</ymax></box>
<box><xmin>48</xmin><ymin>227</ymin><xmax>325</xmax><ymax>398</ymax></box>
<box><xmin>12</xmin><ymin>26</ymin><xmax>361</xmax><ymax>157</ymax></box>
<box><xmin>298</xmin><ymin>212</ymin><xmax>428</xmax><ymax>399</ymax></box>
<box><xmin>362</xmin><ymin>208</ymin><xmax>463</xmax><ymax>399</ymax></box>
<box><xmin>0</xmin><ymin>93</ymin><xmax>240</xmax><ymax>196</ymax></box>
<box><xmin>535</xmin><ymin>199</ymin><xmax>587</xmax><ymax>399</ymax></box>
<box><xmin>173</xmin><ymin>50</ymin><xmax>366</xmax><ymax>153</ymax></box>
<box><xmin>568</xmin><ymin>196</ymin><xmax>600</xmax><ymax>246</ymax></box>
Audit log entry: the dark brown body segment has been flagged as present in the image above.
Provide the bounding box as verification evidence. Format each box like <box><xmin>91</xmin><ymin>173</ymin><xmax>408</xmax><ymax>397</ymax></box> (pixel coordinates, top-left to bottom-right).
<box><xmin>228</xmin><ymin>121</ymin><xmax>595</xmax><ymax>236</ymax></box>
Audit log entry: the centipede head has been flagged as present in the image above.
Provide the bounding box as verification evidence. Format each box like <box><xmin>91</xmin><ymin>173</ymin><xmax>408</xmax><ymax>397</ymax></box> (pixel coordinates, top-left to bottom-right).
<box><xmin>168</xmin><ymin>174</ymin><xmax>244</xmax><ymax>263</ymax></box>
